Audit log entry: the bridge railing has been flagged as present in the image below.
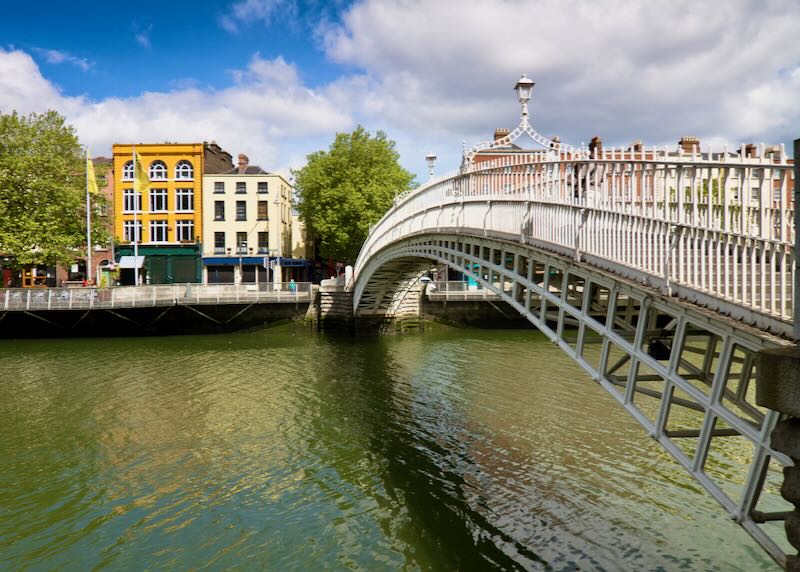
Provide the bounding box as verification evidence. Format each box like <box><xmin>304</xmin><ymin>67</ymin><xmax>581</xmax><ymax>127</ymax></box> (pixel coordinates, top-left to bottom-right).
<box><xmin>425</xmin><ymin>280</ymin><xmax>499</xmax><ymax>301</ymax></box>
<box><xmin>356</xmin><ymin>145</ymin><xmax>795</xmax><ymax>336</ymax></box>
<box><xmin>0</xmin><ymin>282</ymin><xmax>313</xmax><ymax>311</ymax></box>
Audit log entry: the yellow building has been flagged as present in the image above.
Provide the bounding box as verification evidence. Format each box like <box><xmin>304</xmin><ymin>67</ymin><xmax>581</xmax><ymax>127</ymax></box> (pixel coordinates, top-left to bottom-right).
<box><xmin>111</xmin><ymin>142</ymin><xmax>232</xmax><ymax>284</ymax></box>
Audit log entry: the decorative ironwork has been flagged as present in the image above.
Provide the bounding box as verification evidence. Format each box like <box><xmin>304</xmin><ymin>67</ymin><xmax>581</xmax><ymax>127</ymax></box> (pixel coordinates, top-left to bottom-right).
<box><xmin>462</xmin><ymin>74</ymin><xmax>579</xmax><ymax>168</ymax></box>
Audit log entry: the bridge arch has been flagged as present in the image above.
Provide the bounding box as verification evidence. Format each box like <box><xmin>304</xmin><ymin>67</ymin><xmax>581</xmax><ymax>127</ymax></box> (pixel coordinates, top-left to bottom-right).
<box><xmin>354</xmin><ymin>230</ymin><xmax>790</xmax><ymax>563</ymax></box>
<box><xmin>350</xmin><ymin>76</ymin><xmax>796</xmax><ymax>564</ymax></box>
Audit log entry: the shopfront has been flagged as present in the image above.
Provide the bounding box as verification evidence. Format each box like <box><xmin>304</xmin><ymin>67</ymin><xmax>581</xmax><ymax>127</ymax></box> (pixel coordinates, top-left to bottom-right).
<box><xmin>202</xmin><ymin>256</ymin><xmax>310</xmax><ymax>284</ymax></box>
<box><xmin>116</xmin><ymin>245</ymin><xmax>202</xmax><ymax>285</ymax></box>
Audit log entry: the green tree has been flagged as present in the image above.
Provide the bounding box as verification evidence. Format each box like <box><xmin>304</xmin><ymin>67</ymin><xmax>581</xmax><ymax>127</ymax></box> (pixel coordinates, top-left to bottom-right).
<box><xmin>294</xmin><ymin>126</ymin><xmax>415</xmax><ymax>262</ymax></box>
<box><xmin>0</xmin><ymin>110</ymin><xmax>105</xmax><ymax>267</ymax></box>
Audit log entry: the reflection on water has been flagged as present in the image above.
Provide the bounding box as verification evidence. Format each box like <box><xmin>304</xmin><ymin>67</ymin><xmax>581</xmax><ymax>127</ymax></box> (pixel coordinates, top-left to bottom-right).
<box><xmin>0</xmin><ymin>326</ymin><xmax>779</xmax><ymax>570</ymax></box>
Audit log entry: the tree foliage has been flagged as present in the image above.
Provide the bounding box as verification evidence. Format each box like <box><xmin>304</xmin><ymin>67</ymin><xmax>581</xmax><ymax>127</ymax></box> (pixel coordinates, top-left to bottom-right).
<box><xmin>294</xmin><ymin>126</ymin><xmax>415</xmax><ymax>262</ymax></box>
<box><xmin>0</xmin><ymin>110</ymin><xmax>105</xmax><ymax>267</ymax></box>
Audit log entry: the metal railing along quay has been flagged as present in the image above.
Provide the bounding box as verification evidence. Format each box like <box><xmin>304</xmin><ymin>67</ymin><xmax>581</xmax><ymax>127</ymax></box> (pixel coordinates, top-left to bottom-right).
<box><xmin>425</xmin><ymin>280</ymin><xmax>500</xmax><ymax>301</ymax></box>
<box><xmin>0</xmin><ymin>282</ymin><xmax>313</xmax><ymax>311</ymax></box>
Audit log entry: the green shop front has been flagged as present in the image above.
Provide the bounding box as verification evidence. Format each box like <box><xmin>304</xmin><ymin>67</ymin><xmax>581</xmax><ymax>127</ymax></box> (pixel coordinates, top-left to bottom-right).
<box><xmin>116</xmin><ymin>244</ymin><xmax>202</xmax><ymax>285</ymax></box>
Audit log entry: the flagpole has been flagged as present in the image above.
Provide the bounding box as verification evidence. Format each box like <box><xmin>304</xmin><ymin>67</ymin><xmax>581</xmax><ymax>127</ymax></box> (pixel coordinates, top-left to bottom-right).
<box><xmin>133</xmin><ymin>144</ymin><xmax>139</xmax><ymax>285</ymax></box>
<box><xmin>85</xmin><ymin>148</ymin><xmax>93</xmax><ymax>283</ymax></box>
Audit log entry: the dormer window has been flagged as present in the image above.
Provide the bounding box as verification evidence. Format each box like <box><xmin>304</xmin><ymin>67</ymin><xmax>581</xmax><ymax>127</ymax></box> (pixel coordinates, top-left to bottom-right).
<box><xmin>149</xmin><ymin>160</ymin><xmax>167</xmax><ymax>180</ymax></box>
<box><xmin>175</xmin><ymin>160</ymin><xmax>194</xmax><ymax>180</ymax></box>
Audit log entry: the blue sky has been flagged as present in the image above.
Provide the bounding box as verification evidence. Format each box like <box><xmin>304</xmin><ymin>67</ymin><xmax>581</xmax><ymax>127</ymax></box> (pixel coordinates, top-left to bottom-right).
<box><xmin>1</xmin><ymin>0</ymin><xmax>799</xmax><ymax>180</ymax></box>
<box><xmin>2</xmin><ymin>0</ymin><xmax>349</xmax><ymax>97</ymax></box>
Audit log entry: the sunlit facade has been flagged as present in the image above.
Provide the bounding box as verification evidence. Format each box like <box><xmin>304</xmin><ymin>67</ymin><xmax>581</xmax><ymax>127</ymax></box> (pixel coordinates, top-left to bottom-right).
<box><xmin>112</xmin><ymin>143</ymin><xmax>207</xmax><ymax>284</ymax></box>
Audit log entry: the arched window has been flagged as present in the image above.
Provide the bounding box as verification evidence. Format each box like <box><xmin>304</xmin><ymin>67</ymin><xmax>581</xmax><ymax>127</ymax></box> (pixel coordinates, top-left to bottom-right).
<box><xmin>122</xmin><ymin>160</ymin><xmax>134</xmax><ymax>181</ymax></box>
<box><xmin>175</xmin><ymin>160</ymin><xmax>194</xmax><ymax>180</ymax></box>
<box><xmin>149</xmin><ymin>160</ymin><xmax>167</xmax><ymax>180</ymax></box>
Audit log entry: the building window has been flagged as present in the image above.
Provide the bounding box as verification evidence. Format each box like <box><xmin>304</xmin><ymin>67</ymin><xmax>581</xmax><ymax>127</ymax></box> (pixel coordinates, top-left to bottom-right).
<box><xmin>257</xmin><ymin>182</ymin><xmax>268</xmax><ymax>194</ymax></box>
<box><xmin>257</xmin><ymin>201</ymin><xmax>268</xmax><ymax>220</ymax></box>
<box><xmin>236</xmin><ymin>232</ymin><xmax>247</xmax><ymax>254</ymax></box>
<box><xmin>214</xmin><ymin>201</ymin><xmax>225</xmax><ymax>221</ymax></box>
<box><xmin>236</xmin><ymin>182</ymin><xmax>246</xmax><ymax>194</ymax></box>
<box><xmin>150</xmin><ymin>188</ymin><xmax>168</xmax><ymax>212</ymax></box>
<box><xmin>214</xmin><ymin>181</ymin><xmax>225</xmax><ymax>194</ymax></box>
<box><xmin>236</xmin><ymin>201</ymin><xmax>246</xmax><ymax>221</ymax></box>
<box><xmin>176</xmin><ymin>188</ymin><xmax>194</xmax><ymax>212</ymax></box>
<box><xmin>258</xmin><ymin>231</ymin><xmax>269</xmax><ymax>254</ymax></box>
<box><xmin>123</xmin><ymin>220</ymin><xmax>142</xmax><ymax>242</ymax></box>
<box><xmin>176</xmin><ymin>220</ymin><xmax>194</xmax><ymax>242</ymax></box>
<box><xmin>214</xmin><ymin>231</ymin><xmax>226</xmax><ymax>254</ymax></box>
<box><xmin>122</xmin><ymin>160</ymin><xmax>134</xmax><ymax>181</ymax></box>
<box><xmin>150</xmin><ymin>220</ymin><xmax>168</xmax><ymax>243</ymax></box>
<box><xmin>149</xmin><ymin>160</ymin><xmax>168</xmax><ymax>180</ymax></box>
<box><xmin>122</xmin><ymin>189</ymin><xmax>141</xmax><ymax>213</ymax></box>
<box><xmin>175</xmin><ymin>160</ymin><xmax>193</xmax><ymax>180</ymax></box>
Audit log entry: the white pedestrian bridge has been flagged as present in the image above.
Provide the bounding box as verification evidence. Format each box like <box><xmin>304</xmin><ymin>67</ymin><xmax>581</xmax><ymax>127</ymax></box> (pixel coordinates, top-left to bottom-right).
<box><xmin>351</xmin><ymin>78</ymin><xmax>797</xmax><ymax>566</ymax></box>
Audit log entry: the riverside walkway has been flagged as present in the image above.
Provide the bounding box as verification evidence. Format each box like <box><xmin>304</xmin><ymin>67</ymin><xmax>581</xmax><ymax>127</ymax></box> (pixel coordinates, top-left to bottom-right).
<box><xmin>0</xmin><ymin>282</ymin><xmax>314</xmax><ymax>337</ymax></box>
<box><xmin>0</xmin><ymin>282</ymin><xmax>313</xmax><ymax>312</ymax></box>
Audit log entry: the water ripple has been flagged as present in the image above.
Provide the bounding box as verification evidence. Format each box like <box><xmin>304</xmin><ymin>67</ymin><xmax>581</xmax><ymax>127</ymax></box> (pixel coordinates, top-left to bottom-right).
<box><xmin>0</xmin><ymin>327</ymin><xmax>780</xmax><ymax>571</ymax></box>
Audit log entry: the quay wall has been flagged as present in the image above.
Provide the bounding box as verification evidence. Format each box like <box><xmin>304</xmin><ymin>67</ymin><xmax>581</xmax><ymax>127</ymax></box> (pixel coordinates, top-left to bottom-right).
<box><xmin>0</xmin><ymin>301</ymin><xmax>312</xmax><ymax>338</ymax></box>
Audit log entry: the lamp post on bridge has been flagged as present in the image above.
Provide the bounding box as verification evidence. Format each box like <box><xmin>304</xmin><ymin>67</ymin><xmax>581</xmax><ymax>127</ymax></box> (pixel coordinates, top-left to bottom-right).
<box><xmin>514</xmin><ymin>74</ymin><xmax>535</xmax><ymax>122</ymax></box>
<box><xmin>425</xmin><ymin>152</ymin><xmax>437</xmax><ymax>179</ymax></box>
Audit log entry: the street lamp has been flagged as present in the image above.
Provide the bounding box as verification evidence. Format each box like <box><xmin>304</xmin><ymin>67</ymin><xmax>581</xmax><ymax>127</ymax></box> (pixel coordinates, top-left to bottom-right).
<box><xmin>274</xmin><ymin>193</ymin><xmax>281</xmax><ymax>284</ymax></box>
<box><xmin>514</xmin><ymin>74</ymin><xmax>535</xmax><ymax>121</ymax></box>
<box><xmin>425</xmin><ymin>152</ymin><xmax>437</xmax><ymax>179</ymax></box>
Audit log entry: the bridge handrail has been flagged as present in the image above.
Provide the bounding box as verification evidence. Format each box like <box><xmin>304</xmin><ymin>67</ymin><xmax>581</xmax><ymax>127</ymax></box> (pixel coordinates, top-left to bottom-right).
<box><xmin>0</xmin><ymin>282</ymin><xmax>313</xmax><ymax>312</ymax></box>
<box><xmin>355</xmin><ymin>146</ymin><xmax>795</xmax><ymax>333</ymax></box>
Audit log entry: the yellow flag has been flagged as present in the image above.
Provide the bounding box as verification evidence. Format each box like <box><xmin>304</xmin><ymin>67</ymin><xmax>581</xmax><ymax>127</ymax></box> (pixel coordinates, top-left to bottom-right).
<box><xmin>86</xmin><ymin>152</ymin><xmax>99</xmax><ymax>194</ymax></box>
<box><xmin>134</xmin><ymin>151</ymin><xmax>149</xmax><ymax>194</ymax></box>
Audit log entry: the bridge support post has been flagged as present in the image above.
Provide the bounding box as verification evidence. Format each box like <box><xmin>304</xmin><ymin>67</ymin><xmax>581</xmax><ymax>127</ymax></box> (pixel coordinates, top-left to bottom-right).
<box><xmin>758</xmin><ymin>347</ymin><xmax>800</xmax><ymax>571</ymax></box>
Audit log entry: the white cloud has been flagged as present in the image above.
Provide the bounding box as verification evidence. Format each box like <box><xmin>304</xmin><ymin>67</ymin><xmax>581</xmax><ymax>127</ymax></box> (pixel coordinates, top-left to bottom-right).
<box><xmin>230</xmin><ymin>53</ymin><xmax>299</xmax><ymax>86</ymax></box>
<box><xmin>3</xmin><ymin>0</ymin><xmax>800</xmax><ymax>181</ymax></box>
<box><xmin>220</xmin><ymin>0</ymin><xmax>297</xmax><ymax>33</ymax></box>
<box><xmin>0</xmin><ymin>49</ymin><xmax>350</xmax><ymax>176</ymax></box>
<box><xmin>0</xmin><ymin>50</ymin><xmax>84</xmax><ymax>115</ymax></box>
<box><xmin>135</xmin><ymin>24</ymin><xmax>153</xmax><ymax>49</ymax></box>
<box><xmin>321</xmin><ymin>0</ymin><xmax>800</xmax><ymax>172</ymax></box>
<box><xmin>32</xmin><ymin>48</ymin><xmax>92</xmax><ymax>71</ymax></box>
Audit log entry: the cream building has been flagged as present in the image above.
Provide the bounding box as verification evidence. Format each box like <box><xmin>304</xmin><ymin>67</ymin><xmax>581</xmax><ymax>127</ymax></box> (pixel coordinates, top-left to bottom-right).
<box><xmin>202</xmin><ymin>154</ymin><xmax>296</xmax><ymax>284</ymax></box>
<box><xmin>291</xmin><ymin>212</ymin><xmax>313</xmax><ymax>260</ymax></box>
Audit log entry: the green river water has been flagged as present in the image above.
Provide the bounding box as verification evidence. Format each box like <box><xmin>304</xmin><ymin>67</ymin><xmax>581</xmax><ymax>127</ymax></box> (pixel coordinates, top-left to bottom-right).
<box><xmin>0</xmin><ymin>325</ymin><xmax>782</xmax><ymax>570</ymax></box>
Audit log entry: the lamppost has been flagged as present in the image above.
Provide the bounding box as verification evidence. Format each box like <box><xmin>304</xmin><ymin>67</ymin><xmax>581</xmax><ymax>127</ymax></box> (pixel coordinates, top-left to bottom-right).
<box><xmin>274</xmin><ymin>193</ymin><xmax>281</xmax><ymax>284</ymax></box>
<box><xmin>425</xmin><ymin>152</ymin><xmax>437</xmax><ymax>179</ymax></box>
<box><xmin>514</xmin><ymin>74</ymin><xmax>535</xmax><ymax>122</ymax></box>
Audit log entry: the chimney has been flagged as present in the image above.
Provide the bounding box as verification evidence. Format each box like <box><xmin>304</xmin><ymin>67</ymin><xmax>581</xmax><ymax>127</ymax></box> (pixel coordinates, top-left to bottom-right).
<box><xmin>678</xmin><ymin>136</ymin><xmax>700</xmax><ymax>154</ymax></box>
<box><xmin>629</xmin><ymin>140</ymin><xmax>643</xmax><ymax>152</ymax></box>
<box><xmin>744</xmin><ymin>143</ymin><xmax>757</xmax><ymax>158</ymax></box>
<box><xmin>494</xmin><ymin>128</ymin><xmax>510</xmax><ymax>141</ymax></box>
<box><xmin>237</xmin><ymin>153</ymin><xmax>249</xmax><ymax>174</ymax></box>
<box><xmin>589</xmin><ymin>136</ymin><xmax>603</xmax><ymax>157</ymax></box>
